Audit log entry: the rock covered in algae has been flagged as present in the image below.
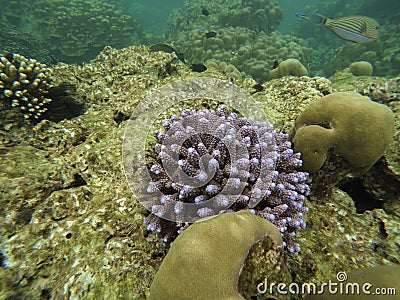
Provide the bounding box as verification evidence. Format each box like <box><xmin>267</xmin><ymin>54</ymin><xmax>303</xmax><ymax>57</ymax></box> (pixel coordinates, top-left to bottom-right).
<box><xmin>149</xmin><ymin>211</ymin><xmax>283</xmax><ymax>300</ymax></box>
<box><xmin>292</xmin><ymin>92</ymin><xmax>395</xmax><ymax>174</ymax></box>
<box><xmin>305</xmin><ymin>264</ymin><xmax>400</xmax><ymax>299</ymax></box>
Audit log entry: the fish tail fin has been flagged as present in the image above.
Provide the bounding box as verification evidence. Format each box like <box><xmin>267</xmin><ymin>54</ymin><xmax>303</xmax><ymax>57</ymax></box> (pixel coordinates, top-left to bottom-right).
<box><xmin>295</xmin><ymin>13</ymin><xmax>311</xmax><ymax>21</ymax></box>
<box><xmin>314</xmin><ymin>13</ymin><xmax>328</xmax><ymax>25</ymax></box>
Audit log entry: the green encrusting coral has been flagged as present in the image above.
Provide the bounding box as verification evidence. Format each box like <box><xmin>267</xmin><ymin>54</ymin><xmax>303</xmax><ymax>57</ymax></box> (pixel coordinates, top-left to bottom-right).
<box><xmin>217</xmin><ymin>0</ymin><xmax>283</xmax><ymax>33</ymax></box>
<box><xmin>292</xmin><ymin>92</ymin><xmax>395</xmax><ymax>174</ymax></box>
<box><xmin>149</xmin><ymin>211</ymin><xmax>283</xmax><ymax>300</ymax></box>
<box><xmin>268</xmin><ymin>58</ymin><xmax>308</xmax><ymax>80</ymax></box>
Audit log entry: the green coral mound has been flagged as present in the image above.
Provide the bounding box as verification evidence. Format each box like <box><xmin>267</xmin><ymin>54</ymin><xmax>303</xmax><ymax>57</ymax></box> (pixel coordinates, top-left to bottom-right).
<box><xmin>166</xmin><ymin>0</ymin><xmax>282</xmax><ymax>39</ymax></box>
<box><xmin>349</xmin><ymin>61</ymin><xmax>373</xmax><ymax>76</ymax></box>
<box><xmin>268</xmin><ymin>58</ymin><xmax>308</xmax><ymax>80</ymax></box>
<box><xmin>149</xmin><ymin>211</ymin><xmax>283</xmax><ymax>300</ymax></box>
<box><xmin>292</xmin><ymin>92</ymin><xmax>395</xmax><ymax>174</ymax></box>
<box><xmin>218</xmin><ymin>0</ymin><xmax>283</xmax><ymax>33</ymax></box>
<box><xmin>173</xmin><ymin>27</ymin><xmax>310</xmax><ymax>82</ymax></box>
<box><xmin>165</xmin><ymin>0</ymin><xmax>309</xmax><ymax>82</ymax></box>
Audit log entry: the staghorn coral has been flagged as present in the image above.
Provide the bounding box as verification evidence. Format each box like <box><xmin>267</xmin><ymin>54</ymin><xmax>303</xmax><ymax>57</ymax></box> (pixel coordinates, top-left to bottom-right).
<box><xmin>0</xmin><ymin>52</ymin><xmax>53</xmax><ymax>120</ymax></box>
<box><xmin>145</xmin><ymin>106</ymin><xmax>310</xmax><ymax>253</ymax></box>
<box><xmin>149</xmin><ymin>210</ymin><xmax>284</xmax><ymax>300</ymax></box>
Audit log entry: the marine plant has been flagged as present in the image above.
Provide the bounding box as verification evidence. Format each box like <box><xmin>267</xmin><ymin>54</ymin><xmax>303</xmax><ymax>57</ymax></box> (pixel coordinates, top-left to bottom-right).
<box><xmin>145</xmin><ymin>106</ymin><xmax>310</xmax><ymax>253</ymax></box>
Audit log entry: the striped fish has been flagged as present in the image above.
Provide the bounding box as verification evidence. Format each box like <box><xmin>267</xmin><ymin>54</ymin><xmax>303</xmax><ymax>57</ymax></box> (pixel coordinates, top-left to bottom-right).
<box><xmin>296</xmin><ymin>13</ymin><xmax>380</xmax><ymax>43</ymax></box>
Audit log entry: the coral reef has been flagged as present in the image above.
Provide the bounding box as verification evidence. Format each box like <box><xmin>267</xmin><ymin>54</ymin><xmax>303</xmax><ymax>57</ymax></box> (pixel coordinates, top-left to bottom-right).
<box><xmin>294</xmin><ymin>4</ymin><xmax>400</xmax><ymax>77</ymax></box>
<box><xmin>166</xmin><ymin>0</ymin><xmax>282</xmax><ymax>39</ymax></box>
<box><xmin>349</xmin><ymin>61</ymin><xmax>373</xmax><ymax>76</ymax></box>
<box><xmin>165</xmin><ymin>0</ymin><xmax>308</xmax><ymax>82</ymax></box>
<box><xmin>206</xmin><ymin>60</ymin><xmax>242</xmax><ymax>81</ymax></box>
<box><xmin>328</xmin><ymin>73</ymin><xmax>400</xmax><ymax>212</ymax></box>
<box><xmin>0</xmin><ymin>53</ymin><xmax>53</xmax><ymax>120</ymax></box>
<box><xmin>252</xmin><ymin>76</ymin><xmax>333</xmax><ymax>132</ymax></box>
<box><xmin>0</xmin><ymin>46</ymin><xmax>398</xmax><ymax>299</ymax></box>
<box><xmin>0</xmin><ymin>0</ymin><xmax>145</xmax><ymax>63</ymax></box>
<box><xmin>269</xmin><ymin>58</ymin><xmax>308</xmax><ymax>80</ymax></box>
<box><xmin>217</xmin><ymin>0</ymin><xmax>283</xmax><ymax>33</ymax></box>
<box><xmin>144</xmin><ymin>106</ymin><xmax>310</xmax><ymax>253</ymax></box>
<box><xmin>292</xmin><ymin>92</ymin><xmax>395</xmax><ymax>174</ymax></box>
<box><xmin>165</xmin><ymin>0</ymin><xmax>242</xmax><ymax>39</ymax></box>
<box><xmin>0</xmin><ymin>24</ymin><xmax>54</xmax><ymax>65</ymax></box>
<box><xmin>149</xmin><ymin>210</ymin><xmax>283</xmax><ymax>300</ymax></box>
<box><xmin>173</xmin><ymin>27</ymin><xmax>310</xmax><ymax>82</ymax></box>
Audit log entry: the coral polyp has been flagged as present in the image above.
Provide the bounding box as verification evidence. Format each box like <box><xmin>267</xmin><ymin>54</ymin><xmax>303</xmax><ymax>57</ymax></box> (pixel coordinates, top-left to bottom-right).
<box><xmin>145</xmin><ymin>106</ymin><xmax>310</xmax><ymax>253</ymax></box>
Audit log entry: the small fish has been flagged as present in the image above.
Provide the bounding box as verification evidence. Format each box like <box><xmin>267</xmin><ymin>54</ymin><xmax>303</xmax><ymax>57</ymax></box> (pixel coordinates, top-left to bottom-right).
<box><xmin>149</xmin><ymin>43</ymin><xmax>177</xmax><ymax>54</ymax></box>
<box><xmin>4</xmin><ymin>52</ymin><xmax>14</xmax><ymax>61</ymax></box>
<box><xmin>272</xmin><ymin>60</ymin><xmax>279</xmax><ymax>69</ymax></box>
<box><xmin>203</xmin><ymin>31</ymin><xmax>217</xmax><ymax>39</ymax></box>
<box><xmin>252</xmin><ymin>84</ymin><xmax>264</xmax><ymax>92</ymax></box>
<box><xmin>201</xmin><ymin>6</ymin><xmax>209</xmax><ymax>16</ymax></box>
<box><xmin>190</xmin><ymin>64</ymin><xmax>207</xmax><ymax>72</ymax></box>
<box><xmin>296</xmin><ymin>13</ymin><xmax>380</xmax><ymax>43</ymax></box>
<box><xmin>149</xmin><ymin>44</ymin><xmax>185</xmax><ymax>63</ymax></box>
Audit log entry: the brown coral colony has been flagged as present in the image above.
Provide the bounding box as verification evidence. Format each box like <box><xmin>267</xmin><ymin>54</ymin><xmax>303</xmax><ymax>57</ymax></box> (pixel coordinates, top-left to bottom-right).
<box><xmin>0</xmin><ymin>53</ymin><xmax>53</xmax><ymax>120</ymax></box>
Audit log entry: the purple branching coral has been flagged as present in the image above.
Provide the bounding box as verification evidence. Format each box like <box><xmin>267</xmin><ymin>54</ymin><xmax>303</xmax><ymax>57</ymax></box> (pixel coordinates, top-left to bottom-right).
<box><xmin>144</xmin><ymin>106</ymin><xmax>309</xmax><ymax>253</ymax></box>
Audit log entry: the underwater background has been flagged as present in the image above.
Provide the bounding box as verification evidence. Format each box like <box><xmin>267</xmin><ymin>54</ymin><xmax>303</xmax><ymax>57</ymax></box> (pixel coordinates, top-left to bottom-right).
<box><xmin>0</xmin><ymin>0</ymin><xmax>399</xmax><ymax>299</ymax></box>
